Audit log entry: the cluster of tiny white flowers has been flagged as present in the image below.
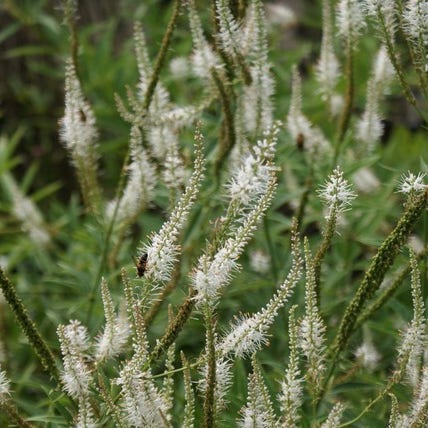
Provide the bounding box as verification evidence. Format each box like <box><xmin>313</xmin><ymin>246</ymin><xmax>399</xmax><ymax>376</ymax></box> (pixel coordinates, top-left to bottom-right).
<box><xmin>318</xmin><ymin>166</ymin><xmax>357</xmax><ymax>219</ymax></box>
<box><xmin>142</xmin><ymin>129</ymin><xmax>205</xmax><ymax>283</ymax></box>
<box><xmin>57</xmin><ymin>320</ymin><xmax>92</xmax><ymax>400</ymax></box>
<box><xmin>398</xmin><ymin>172</ymin><xmax>427</xmax><ymax>194</ymax></box>
<box><xmin>4</xmin><ymin>175</ymin><xmax>51</xmax><ymax>246</ymax></box>
<box><xmin>187</xmin><ymin>0</ymin><xmax>222</xmax><ymax>79</ymax></box>
<box><xmin>193</xmin><ymin>176</ymin><xmax>276</xmax><ymax>304</ymax></box>
<box><xmin>320</xmin><ymin>402</ymin><xmax>345</xmax><ymax>428</ymax></box>
<box><xmin>316</xmin><ymin>0</ymin><xmax>341</xmax><ymax>109</ymax></box>
<box><xmin>355</xmin><ymin>339</ymin><xmax>381</xmax><ymax>371</ymax></box>
<box><xmin>336</xmin><ymin>0</ymin><xmax>366</xmax><ymax>42</ymax></box>
<box><xmin>356</xmin><ymin>45</ymin><xmax>395</xmax><ymax>149</ymax></box>
<box><xmin>198</xmin><ymin>356</ymin><xmax>233</xmax><ymax>413</ymax></box>
<box><xmin>249</xmin><ymin>249</ymin><xmax>270</xmax><ymax>273</ymax></box>
<box><xmin>59</xmin><ymin>60</ymin><xmax>98</xmax><ymax>160</ymax></box>
<box><xmin>0</xmin><ymin>368</ymin><xmax>10</xmax><ymax>398</ymax></box>
<box><xmin>215</xmin><ymin>0</ymin><xmax>241</xmax><ymax>59</ymax></box>
<box><xmin>239</xmin><ymin>360</ymin><xmax>276</xmax><ymax>428</ymax></box>
<box><xmin>106</xmin><ymin>125</ymin><xmax>157</xmax><ymax>225</ymax></box>
<box><xmin>220</xmin><ymin>233</ymin><xmax>302</xmax><ymax>358</ymax></box>
<box><xmin>402</xmin><ymin>0</ymin><xmax>428</xmax><ymax>41</ymax></box>
<box><xmin>116</xmin><ymin>363</ymin><xmax>168</xmax><ymax>427</ymax></box>
<box><xmin>228</xmin><ymin>123</ymin><xmax>279</xmax><ymax>205</ymax></box>
<box><xmin>95</xmin><ymin>279</ymin><xmax>130</xmax><ymax>361</ymax></box>
<box><xmin>287</xmin><ymin>67</ymin><xmax>330</xmax><ymax>153</ymax></box>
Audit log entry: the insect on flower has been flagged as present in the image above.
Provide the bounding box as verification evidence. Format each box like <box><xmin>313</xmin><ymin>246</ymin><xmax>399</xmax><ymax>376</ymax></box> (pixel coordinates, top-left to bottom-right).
<box><xmin>296</xmin><ymin>133</ymin><xmax>305</xmax><ymax>151</ymax></box>
<box><xmin>135</xmin><ymin>253</ymin><xmax>148</xmax><ymax>277</ymax></box>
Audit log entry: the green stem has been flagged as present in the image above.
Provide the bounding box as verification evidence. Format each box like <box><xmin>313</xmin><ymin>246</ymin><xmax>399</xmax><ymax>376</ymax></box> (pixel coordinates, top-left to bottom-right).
<box><xmin>0</xmin><ymin>268</ymin><xmax>59</xmax><ymax>383</ymax></box>
<box><xmin>148</xmin><ymin>289</ymin><xmax>197</xmax><ymax>365</ymax></box>
<box><xmin>356</xmin><ymin>246</ymin><xmax>428</xmax><ymax>328</ymax></box>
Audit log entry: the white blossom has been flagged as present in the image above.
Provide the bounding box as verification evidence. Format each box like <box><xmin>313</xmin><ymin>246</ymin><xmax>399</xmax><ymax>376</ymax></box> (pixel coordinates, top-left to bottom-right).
<box><xmin>318</xmin><ymin>166</ymin><xmax>356</xmax><ymax>219</ymax></box>
<box><xmin>95</xmin><ymin>279</ymin><xmax>130</xmax><ymax>361</ymax></box>
<box><xmin>57</xmin><ymin>321</ymin><xmax>92</xmax><ymax>399</ymax></box>
<box><xmin>398</xmin><ymin>172</ymin><xmax>427</xmax><ymax>194</ymax></box>
<box><xmin>142</xmin><ymin>127</ymin><xmax>205</xmax><ymax>283</ymax></box>
<box><xmin>287</xmin><ymin>67</ymin><xmax>330</xmax><ymax>153</ymax></box>
<box><xmin>336</xmin><ymin>0</ymin><xmax>366</xmax><ymax>42</ymax></box>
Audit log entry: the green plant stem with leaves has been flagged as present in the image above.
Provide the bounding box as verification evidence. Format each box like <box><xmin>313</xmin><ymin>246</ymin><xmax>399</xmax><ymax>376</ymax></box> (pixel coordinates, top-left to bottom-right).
<box><xmin>324</xmin><ymin>189</ymin><xmax>428</xmax><ymax>397</ymax></box>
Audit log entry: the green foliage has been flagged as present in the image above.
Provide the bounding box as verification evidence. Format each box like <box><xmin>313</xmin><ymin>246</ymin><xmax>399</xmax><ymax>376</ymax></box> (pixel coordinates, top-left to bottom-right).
<box><xmin>1</xmin><ymin>0</ymin><xmax>428</xmax><ymax>426</ymax></box>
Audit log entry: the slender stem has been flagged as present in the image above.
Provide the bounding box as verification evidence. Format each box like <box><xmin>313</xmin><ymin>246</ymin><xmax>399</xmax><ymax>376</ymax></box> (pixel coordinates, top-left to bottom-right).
<box><xmin>142</xmin><ymin>0</ymin><xmax>182</xmax><ymax>112</ymax></box>
<box><xmin>0</xmin><ymin>269</ymin><xmax>59</xmax><ymax>383</ymax></box>
<box><xmin>202</xmin><ymin>306</ymin><xmax>216</xmax><ymax>428</ymax></box>
<box><xmin>148</xmin><ymin>289</ymin><xmax>197</xmax><ymax>365</ymax></box>
<box><xmin>144</xmin><ymin>257</ymin><xmax>182</xmax><ymax>327</ymax></box>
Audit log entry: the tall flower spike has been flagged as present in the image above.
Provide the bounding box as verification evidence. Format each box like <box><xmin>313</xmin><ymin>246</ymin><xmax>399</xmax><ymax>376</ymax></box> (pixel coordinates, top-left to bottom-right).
<box><xmin>106</xmin><ymin>125</ymin><xmax>157</xmax><ymax>227</ymax></box>
<box><xmin>141</xmin><ymin>124</ymin><xmax>205</xmax><ymax>284</ymax></box>
<box><xmin>278</xmin><ymin>306</ymin><xmax>303</xmax><ymax>427</ymax></box>
<box><xmin>59</xmin><ymin>59</ymin><xmax>102</xmax><ymax>213</ymax></box>
<box><xmin>287</xmin><ymin>66</ymin><xmax>330</xmax><ymax>153</ymax></box>
<box><xmin>356</xmin><ymin>45</ymin><xmax>395</xmax><ymax>151</ymax></box>
<box><xmin>299</xmin><ymin>239</ymin><xmax>327</xmax><ymax>401</ymax></box>
<box><xmin>239</xmin><ymin>355</ymin><xmax>276</xmax><ymax>428</ymax></box>
<box><xmin>320</xmin><ymin>402</ymin><xmax>345</xmax><ymax>428</ymax></box>
<box><xmin>336</xmin><ymin>0</ymin><xmax>366</xmax><ymax>43</ymax></box>
<box><xmin>187</xmin><ymin>0</ymin><xmax>222</xmax><ymax>79</ymax></box>
<box><xmin>316</xmin><ymin>0</ymin><xmax>340</xmax><ymax>112</ymax></box>
<box><xmin>219</xmin><ymin>223</ymin><xmax>302</xmax><ymax>357</ymax></box>
<box><xmin>228</xmin><ymin>121</ymin><xmax>280</xmax><ymax>207</ymax></box>
<box><xmin>215</xmin><ymin>0</ymin><xmax>241</xmax><ymax>59</ymax></box>
<box><xmin>318</xmin><ymin>166</ymin><xmax>356</xmax><ymax>220</ymax></box>
<box><xmin>2</xmin><ymin>174</ymin><xmax>50</xmax><ymax>246</ymax></box>
<box><xmin>402</xmin><ymin>1</ymin><xmax>428</xmax><ymax>38</ymax></box>
<box><xmin>193</xmin><ymin>174</ymin><xmax>277</xmax><ymax>306</ymax></box>
<box><xmin>57</xmin><ymin>320</ymin><xmax>92</xmax><ymax>400</ymax></box>
<box><xmin>95</xmin><ymin>278</ymin><xmax>130</xmax><ymax>361</ymax></box>
<box><xmin>365</xmin><ymin>0</ymin><xmax>397</xmax><ymax>41</ymax></box>
<box><xmin>405</xmin><ymin>365</ymin><xmax>428</xmax><ymax>426</ymax></box>
<box><xmin>198</xmin><ymin>356</ymin><xmax>233</xmax><ymax>415</ymax></box>
<box><xmin>241</xmin><ymin>0</ymin><xmax>274</xmax><ymax>135</ymax></box>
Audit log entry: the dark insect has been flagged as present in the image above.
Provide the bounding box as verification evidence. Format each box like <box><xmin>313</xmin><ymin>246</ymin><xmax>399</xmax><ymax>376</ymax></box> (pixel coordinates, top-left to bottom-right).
<box><xmin>296</xmin><ymin>133</ymin><xmax>305</xmax><ymax>151</ymax></box>
<box><xmin>135</xmin><ymin>253</ymin><xmax>148</xmax><ymax>277</ymax></box>
<box><xmin>79</xmin><ymin>109</ymin><xmax>87</xmax><ymax>122</ymax></box>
